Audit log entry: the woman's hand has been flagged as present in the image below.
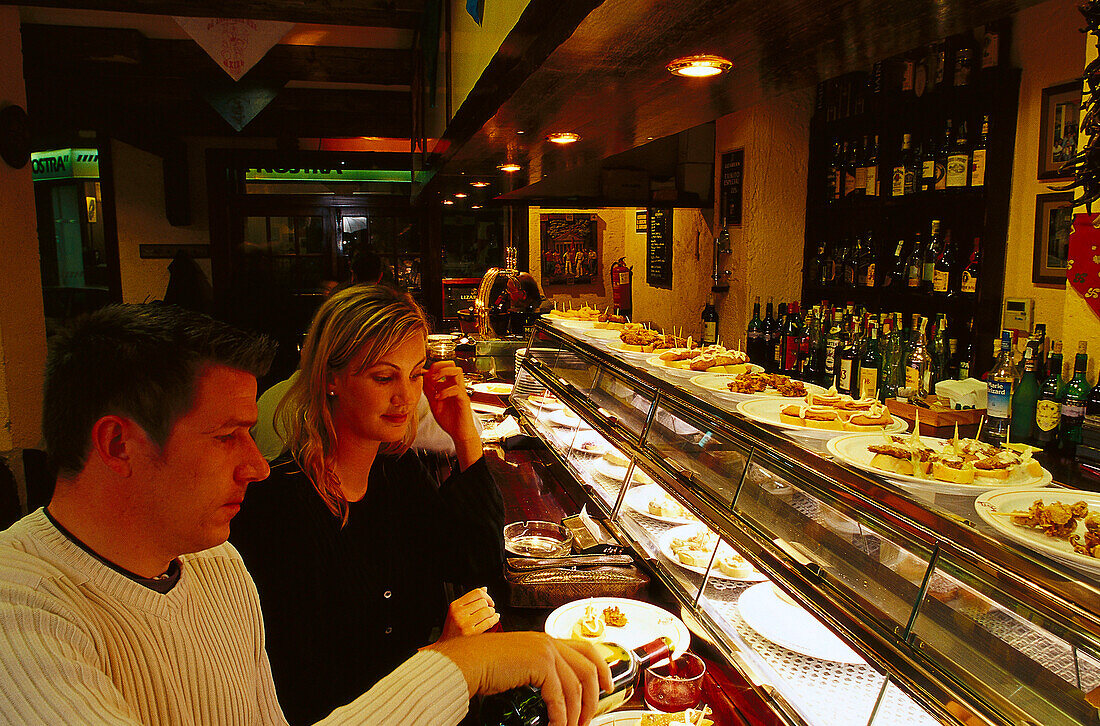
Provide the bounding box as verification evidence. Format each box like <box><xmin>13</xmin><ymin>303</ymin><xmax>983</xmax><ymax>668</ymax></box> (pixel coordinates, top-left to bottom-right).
<box><xmin>423</xmin><ymin>360</ymin><xmax>482</xmax><ymax>469</ymax></box>
<box><xmin>440</xmin><ymin>587</ymin><xmax>500</xmax><ymax>640</ymax></box>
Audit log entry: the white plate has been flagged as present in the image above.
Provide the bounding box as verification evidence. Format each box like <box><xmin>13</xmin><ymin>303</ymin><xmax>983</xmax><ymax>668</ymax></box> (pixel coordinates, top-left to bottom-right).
<box><xmin>583</xmin><ymin>328</ymin><xmax>624</xmax><ymax>340</ymax></box>
<box><xmin>589</xmin><ymin>711</ymin><xmax>653</xmax><ymax>726</ymax></box>
<box><xmin>690</xmin><ymin>372</ymin><xmax>824</xmax><ymax>402</ymax></box>
<box><xmin>569</xmin><ymin>431</ymin><xmax>611</xmax><ymax>456</ymax></box>
<box><xmin>623</xmin><ymin>484</ymin><xmax>699</xmax><ymax>525</ymax></box>
<box><xmin>658</xmin><ymin>524</ymin><xmax>766</xmax><ymax>581</ymax></box>
<box><xmin>736</xmin><ymin>397</ymin><xmax>908</xmax><ymax>440</ymax></box>
<box><xmin>550</xmin><ymin>409</ymin><xmax>592</xmax><ymax>429</ymax></box>
<box><xmin>555</xmin><ymin>318</ymin><xmax>597</xmax><ymax>329</ymax></box>
<box><xmin>545</xmin><ymin>597</ymin><xmax>690</xmax><ymax>656</ymax></box>
<box><xmin>827</xmin><ymin>434</ymin><xmax>1054</xmax><ymax>496</ymax></box>
<box><xmin>525</xmin><ymin>394</ymin><xmax>563</xmax><ymax>410</ymax></box>
<box><xmin>738</xmin><ymin>582</ymin><xmax>867</xmax><ymax>664</ymax></box>
<box><xmin>974</xmin><ymin>488</ymin><xmax>1100</xmax><ymax>575</ymax></box>
<box><xmin>594</xmin><ymin>459</ymin><xmax>654</xmax><ymax>485</ymax></box>
<box><xmin>471</xmin><ymin>382</ymin><xmax>514</xmax><ymax>396</ymax></box>
<box><xmin>470</xmin><ymin>402</ymin><xmax>506</xmax><ymax>416</ymax></box>
<box><xmin>607</xmin><ymin>342</ymin><xmax>657</xmax><ymax>359</ymax></box>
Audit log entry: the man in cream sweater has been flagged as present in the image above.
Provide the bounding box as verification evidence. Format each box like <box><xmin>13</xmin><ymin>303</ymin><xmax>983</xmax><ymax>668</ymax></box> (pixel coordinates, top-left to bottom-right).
<box><xmin>0</xmin><ymin>304</ymin><xmax>608</xmax><ymax>726</ymax></box>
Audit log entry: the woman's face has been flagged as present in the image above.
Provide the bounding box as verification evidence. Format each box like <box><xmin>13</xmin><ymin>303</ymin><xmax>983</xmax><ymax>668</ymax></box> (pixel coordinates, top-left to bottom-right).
<box><xmin>506</xmin><ymin>279</ymin><xmax>524</xmax><ymax>303</ymax></box>
<box><xmin>329</xmin><ymin>330</ymin><xmax>426</xmax><ymax>445</ymax></box>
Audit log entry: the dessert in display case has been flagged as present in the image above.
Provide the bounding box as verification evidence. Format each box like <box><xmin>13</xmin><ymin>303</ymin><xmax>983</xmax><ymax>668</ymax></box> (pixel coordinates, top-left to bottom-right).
<box><xmin>512</xmin><ymin>318</ymin><xmax>1100</xmax><ymax>726</ymax></box>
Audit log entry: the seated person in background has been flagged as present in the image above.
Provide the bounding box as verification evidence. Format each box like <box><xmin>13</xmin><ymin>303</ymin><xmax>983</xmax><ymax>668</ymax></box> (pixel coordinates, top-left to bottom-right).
<box><xmin>0</xmin><ymin>302</ymin><xmax>609</xmax><ymax>726</ymax></box>
<box><xmin>231</xmin><ymin>285</ymin><xmax>506</xmax><ymax>725</ymax></box>
<box><xmin>490</xmin><ymin>271</ymin><xmax>544</xmax><ymax>336</ymax></box>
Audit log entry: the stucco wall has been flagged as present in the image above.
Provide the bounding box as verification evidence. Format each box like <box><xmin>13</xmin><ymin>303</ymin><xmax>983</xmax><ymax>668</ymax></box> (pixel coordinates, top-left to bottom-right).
<box><xmin>0</xmin><ymin>7</ymin><xmax>47</xmax><ymax>458</ymax></box>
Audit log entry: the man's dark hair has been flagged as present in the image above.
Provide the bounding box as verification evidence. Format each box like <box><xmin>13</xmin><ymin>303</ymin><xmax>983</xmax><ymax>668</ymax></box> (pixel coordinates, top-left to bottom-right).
<box><xmin>351</xmin><ymin>251</ymin><xmax>384</xmax><ymax>284</ymax></box>
<box><xmin>44</xmin><ymin>304</ymin><xmax>277</xmax><ymax>476</ymax></box>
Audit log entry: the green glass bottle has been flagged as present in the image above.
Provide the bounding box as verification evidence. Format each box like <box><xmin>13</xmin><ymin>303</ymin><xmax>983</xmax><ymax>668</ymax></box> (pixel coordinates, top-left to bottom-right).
<box><xmin>746</xmin><ymin>296</ymin><xmax>765</xmax><ymax>365</ymax></box>
<box><xmin>1010</xmin><ymin>348</ymin><xmax>1040</xmax><ymax>444</ymax></box>
<box><xmin>1035</xmin><ymin>340</ymin><xmax>1064</xmax><ymax>448</ymax></box>
<box><xmin>1060</xmin><ymin>341</ymin><xmax>1091</xmax><ymax>453</ymax></box>
<box><xmin>859</xmin><ymin>319</ymin><xmax>882</xmax><ymax>400</ymax></box>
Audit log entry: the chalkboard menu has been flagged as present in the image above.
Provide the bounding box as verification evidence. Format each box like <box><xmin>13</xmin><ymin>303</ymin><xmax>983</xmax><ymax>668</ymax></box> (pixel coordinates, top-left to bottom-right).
<box><xmin>720</xmin><ymin>149</ymin><xmax>744</xmax><ymax>226</ymax></box>
<box><xmin>646</xmin><ymin>207</ymin><xmax>672</xmax><ymax>288</ymax></box>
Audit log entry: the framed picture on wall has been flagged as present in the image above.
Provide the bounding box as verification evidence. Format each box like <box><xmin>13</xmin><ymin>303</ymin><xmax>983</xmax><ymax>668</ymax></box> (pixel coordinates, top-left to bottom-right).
<box><xmin>1033</xmin><ymin>192</ymin><xmax>1073</xmax><ymax>285</ymax></box>
<box><xmin>1037</xmin><ymin>81</ymin><xmax>1081</xmax><ymax>180</ymax></box>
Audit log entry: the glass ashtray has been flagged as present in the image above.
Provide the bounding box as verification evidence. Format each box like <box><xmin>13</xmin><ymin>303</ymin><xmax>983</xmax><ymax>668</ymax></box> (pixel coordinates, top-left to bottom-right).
<box><xmin>504</xmin><ymin>521</ymin><xmax>573</xmax><ymax>558</ymax></box>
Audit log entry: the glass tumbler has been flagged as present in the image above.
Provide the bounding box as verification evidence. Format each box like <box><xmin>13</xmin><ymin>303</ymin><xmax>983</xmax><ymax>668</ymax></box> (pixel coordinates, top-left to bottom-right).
<box><xmin>643</xmin><ymin>652</ymin><xmax>706</xmax><ymax>712</ymax></box>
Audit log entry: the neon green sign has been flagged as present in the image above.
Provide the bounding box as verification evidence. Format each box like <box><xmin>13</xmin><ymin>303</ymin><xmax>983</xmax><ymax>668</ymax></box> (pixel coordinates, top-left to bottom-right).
<box><xmin>31</xmin><ymin>148</ymin><xmax>99</xmax><ymax>182</ymax></box>
<box><xmin>245</xmin><ymin>168</ymin><xmax>429</xmax><ymax>183</ymax></box>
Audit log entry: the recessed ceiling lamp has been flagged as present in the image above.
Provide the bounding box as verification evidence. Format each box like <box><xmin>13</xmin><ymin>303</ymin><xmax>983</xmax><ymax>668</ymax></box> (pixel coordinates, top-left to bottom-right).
<box><xmin>442</xmin><ymin>199</ymin><xmax>455</xmax><ymax>205</ymax></box>
<box><xmin>546</xmin><ymin>132</ymin><xmax>579</xmax><ymax>144</ymax></box>
<box><xmin>454</xmin><ymin>192</ymin><xmax>468</xmax><ymax>198</ymax></box>
<box><xmin>471</xmin><ymin>205</ymin><xmax>482</xmax><ymax>209</ymax></box>
<box><xmin>498</xmin><ymin>163</ymin><xmax>522</xmax><ymax>173</ymax></box>
<box><xmin>470</xmin><ymin>181</ymin><xmax>490</xmax><ymax>187</ymax></box>
<box><xmin>666</xmin><ymin>54</ymin><xmax>733</xmax><ymax>78</ymax></box>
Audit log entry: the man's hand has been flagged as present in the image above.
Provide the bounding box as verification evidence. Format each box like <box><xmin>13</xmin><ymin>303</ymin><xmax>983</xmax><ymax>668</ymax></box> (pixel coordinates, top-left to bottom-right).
<box><xmin>429</xmin><ymin>632</ymin><xmax>612</xmax><ymax>726</ymax></box>
<box><xmin>440</xmin><ymin>588</ymin><xmax>500</xmax><ymax>640</ymax></box>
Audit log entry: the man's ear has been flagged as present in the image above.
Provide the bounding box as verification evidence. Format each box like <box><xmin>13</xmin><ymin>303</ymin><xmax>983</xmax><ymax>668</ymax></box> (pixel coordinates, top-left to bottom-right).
<box><xmin>89</xmin><ymin>415</ymin><xmax>143</xmax><ymax>477</ymax></box>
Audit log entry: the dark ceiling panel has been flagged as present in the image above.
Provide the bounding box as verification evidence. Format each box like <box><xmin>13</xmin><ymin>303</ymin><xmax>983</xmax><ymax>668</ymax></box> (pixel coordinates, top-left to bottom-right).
<box><xmin>1</xmin><ymin>0</ymin><xmax>423</xmax><ymax>28</ymax></box>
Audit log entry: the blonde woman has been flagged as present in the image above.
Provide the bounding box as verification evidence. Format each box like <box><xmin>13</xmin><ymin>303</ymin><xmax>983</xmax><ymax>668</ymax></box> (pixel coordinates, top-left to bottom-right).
<box><xmin>231</xmin><ymin>285</ymin><xmax>504</xmax><ymax>725</ymax></box>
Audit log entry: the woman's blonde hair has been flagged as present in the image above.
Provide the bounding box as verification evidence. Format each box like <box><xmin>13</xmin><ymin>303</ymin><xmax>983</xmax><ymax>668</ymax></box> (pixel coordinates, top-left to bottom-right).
<box><xmin>276</xmin><ymin>284</ymin><xmax>429</xmax><ymax>523</ymax></box>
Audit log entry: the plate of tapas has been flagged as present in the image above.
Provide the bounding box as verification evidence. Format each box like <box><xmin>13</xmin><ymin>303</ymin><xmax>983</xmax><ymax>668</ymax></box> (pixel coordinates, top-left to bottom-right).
<box><xmin>974</xmin><ymin>488</ymin><xmax>1100</xmax><ymax>575</ymax></box>
<box><xmin>569</xmin><ymin>431</ymin><xmax>611</xmax><ymax>457</ymax></box>
<box><xmin>545</xmin><ymin>596</ymin><xmax>691</xmax><ymax>655</ymax></box>
<box><xmin>525</xmin><ymin>394</ymin><xmax>564</xmax><ymax>411</ymax></box>
<box><xmin>594</xmin><ymin>458</ymin><xmax>655</xmax><ymax>486</ymax></box>
<box><xmin>583</xmin><ymin>328</ymin><xmax>625</xmax><ymax>341</ymax></box>
<box><xmin>690</xmin><ymin>371</ymin><xmax>824</xmax><ymax>402</ymax></box>
<box><xmin>737</xmin><ymin>392</ymin><xmax>907</xmax><ymax>440</ymax></box>
<box><xmin>549</xmin><ymin>408</ymin><xmax>593</xmax><ymax>430</ymax></box>
<box><xmin>608</xmin><ymin>341</ymin><xmax>660</xmax><ymax>359</ymax></box>
<box><xmin>657</xmin><ymin>524</ymin><xmax>766</xmax><ymax>581</ymax></box>
<box><xmin>738</xmin><ymin>582</ymin><xmax>867</xmax><ymax>664</ymax></box>
<box><xmin>591</xmin><ymin>710</ymin><xmax>714</xmax><ymax>726</ymax></box>
<box><xmin>623</xmin><ymin>484</ymin><xmax>699</xmax><ymax>525</ymax></box>
<box><xmin>646</xmin><ymin>352</ymin><xmax>756</xmax><ymax>379</ymax></box>
<box><xmin>827</xmin><ymin>431</ymin><xmax>1053</xmax><ymax>496</ymax></box>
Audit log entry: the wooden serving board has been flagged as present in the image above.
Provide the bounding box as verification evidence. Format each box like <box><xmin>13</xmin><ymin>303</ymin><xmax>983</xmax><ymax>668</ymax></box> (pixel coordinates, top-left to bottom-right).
<box><xmin>886</xmin><ymin>397</ymin><xmax>984</xmax><ymax>437</ymax></box>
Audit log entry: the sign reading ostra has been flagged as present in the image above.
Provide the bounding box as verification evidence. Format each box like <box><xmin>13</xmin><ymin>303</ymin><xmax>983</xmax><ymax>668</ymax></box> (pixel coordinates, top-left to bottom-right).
<box><xmin>31</xmin><ymin>148</ymin><xmax>100</xmax><ymax>182</ymax></box>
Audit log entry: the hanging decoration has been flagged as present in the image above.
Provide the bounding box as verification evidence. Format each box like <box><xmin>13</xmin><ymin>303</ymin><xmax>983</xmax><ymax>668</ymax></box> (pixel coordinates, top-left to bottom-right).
<box><xmin>174</xmin><ymin>17</ymin><xmax>293</xmax><ymax>81</ymax></box>
<box><xmin>203</xmin><ymin>81</ymin><xmax>282</xmax><ymax>132</ymax></box>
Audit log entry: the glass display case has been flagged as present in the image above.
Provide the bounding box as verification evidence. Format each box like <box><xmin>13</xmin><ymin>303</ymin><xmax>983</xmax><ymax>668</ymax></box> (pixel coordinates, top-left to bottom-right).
<box><xmin>512</xmin><ymin>320</ymin><xmax>1100</xmax><ymax>726</ymax></box>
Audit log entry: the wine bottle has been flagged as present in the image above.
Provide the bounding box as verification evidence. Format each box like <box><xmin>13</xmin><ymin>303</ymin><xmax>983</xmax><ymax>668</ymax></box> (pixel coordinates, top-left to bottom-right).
<box><xmin>923</xmin><ymin>221</ymin><xmax>943</xmax><ymax>293</ymax></box>
<box><xmin>701</xmin><ymin>298</ymin><xmax>719</xmax><ymax>346</ymax></box>
<box><xmin>958</xmin><ymin>318</ymin><xmax>975</xmax><ymax>379</ymax></box>
<box><xmin>1011</xmin><ymin>345</ymin><xmax>1040</xmax><ymax>444</ymax></box>
<box><xmin>1035</xmin><ymin>340</ymin><xmax>1064</xmax><ymax>448</ymax></box>
<box><xmin>904</xmin><ymin>232</ymin><xmax>924</xmax><ymax>289</ymax></box>
<box><xmin>762</xmin><ymin>299</ymin><xmax>776</xmax><ymax>371</ymax></box>
<box><xmin>932</xmin><ymin>229</ymin><xmax>956</xmax><ymax>296</ymax></box>
<box><xmin>1060</xmin><ymin>341</ymin><xmax>1091</xmax><ymax>453</ymax></box>
<box><xmin>971</xmin><ymin>115</ymin><xmax>989</xmax><ymax>188</ymax></box>
<box><xmin>882</xmin><ymin>238</ymin><xmax>907</xmax><ymax>287</ymax></box>
<box><xmin>836</xmin><ymin>318</ymin><xmax>858</xmax><ymax>396</ymax></box>
<box><xmin>984</xmin><ymin>330</ymin><xmax>1017</xmax><ymax>447</ymax></box>
<box><xmin>863</xmin><ymin>134</ymin><xmax>879</xmax><ymax>197</ymax></box>
<box><xmin>770</xmin><ymin>302</ymin><xmax>787</xmax><ymax>372</ymax></box>
<box><xmin>905</xmin><ymin>317</ymin><xmax>933</xmax><ymax>397</ymax></box>
<box><xmin>859</xmin><ymin>319</ymin><xmax>882</xmax><ymax>400</ymax></box>
<box><xmin>935</xmin><ymin>119</ymin><xmax>952</xmax><ymax>192</ymax></box>
<box><xmin>946</xmin><ymin>120</ymin><xmax>970</xmax><ymax>188</ymax></box>
<box><xmin>782</xmin><ymin>302</ymin><xmax>803</xmax><ymax>375</ymax></box>
<box><xmin>961</xmin><ymin>237</ymin><xmax>981</xmax><ymax>297</ymax></box>
<box><xmin>930</xmin><ymin>314</ymin><xmax>949</xmax><ymax>387</ymax></box>
<box><xmin>480</xmin><ymin>638</ymin><xmax>672</xmax><ymax>726</ymax></box>
<box><xmin>746</xmin><ymin>297</ymin><xmax>765</xmax><ymax>364</ymax></box>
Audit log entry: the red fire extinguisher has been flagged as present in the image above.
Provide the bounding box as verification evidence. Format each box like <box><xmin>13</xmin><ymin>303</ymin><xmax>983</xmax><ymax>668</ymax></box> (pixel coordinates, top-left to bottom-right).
<box><xmin>610</xmin><ymin>257</ymin><xmax>632</xmax><ymax>317</ymax></box>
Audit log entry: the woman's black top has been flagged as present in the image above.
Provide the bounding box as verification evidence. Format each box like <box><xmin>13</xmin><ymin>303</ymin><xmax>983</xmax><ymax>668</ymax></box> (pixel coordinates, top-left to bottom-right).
<box><xmin>230</xmin><ymin>452</ymin><xmax>504</xmax><ymax>725</ymax></box>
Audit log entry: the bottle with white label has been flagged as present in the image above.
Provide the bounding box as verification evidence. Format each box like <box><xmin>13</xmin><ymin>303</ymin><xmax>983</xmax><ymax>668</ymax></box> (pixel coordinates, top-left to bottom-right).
<box><xmin>984</xmin><ymin>330</ymin><xmax>1017</xmax><ymax>446</ymax></box>
<box><xmin>971</xmin><ymin>115</ymin><xmax>989</xmax><ymax>188</ymax></box>
<box><xmin>946</xmin><ymin>121</ymin><xmax>970</xmax><ymax>188</ymax></box>
<box><xmin>1035</xmin><ymin>340</ymin><xmax>1063</xmax><ymax>448</ymax></box>
<box><xmin>859</xmin><ymin>320</ymin><xmax>881</xmax><ymax>400</ymax></box>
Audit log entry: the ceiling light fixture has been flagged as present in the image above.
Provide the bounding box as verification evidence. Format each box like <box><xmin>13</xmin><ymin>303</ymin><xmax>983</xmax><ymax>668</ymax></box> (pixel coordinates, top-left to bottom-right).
<box><xmin>666</xmin><ymin>54</ymin><xmax>733</xmax><ymax>78</ymax></box>
<box><xmin>472</xmin><ymin>205</ymin><xmax>482</xmax><ymax>209</ymax></box>
<box><xmin>454</xmin><ymin>192</ymin><xmax>468</xmax><ymax>198</ymax></box>
<box><xmin>546</xmin><ymin>132</ymin><xmax>579</xmax><ymax>144</ymax></box>
<box><xmin>442</xmin><ymin>199</ymin><xmax>455</xmax><ymax>205</ymax></box>
<box><xmin>470</xmin><ymin>181</ymin><xmax>490</xmax><ymax>188</ymax></box>
<box><xmin>498</xmin><ymin>163</ymin><xmax>522</xmax><ymax>173</ymax></box>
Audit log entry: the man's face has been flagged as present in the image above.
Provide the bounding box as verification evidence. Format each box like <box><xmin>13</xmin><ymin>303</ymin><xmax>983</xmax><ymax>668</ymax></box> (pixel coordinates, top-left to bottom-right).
<box><xmin>136</xmin><ymin>365</ymin><xmax>270</xmax><ymax>557</ymax></box>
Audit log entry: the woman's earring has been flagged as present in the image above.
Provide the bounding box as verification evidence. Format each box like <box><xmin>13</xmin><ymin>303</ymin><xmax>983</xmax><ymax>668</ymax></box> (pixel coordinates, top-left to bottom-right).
<box><xmin>327</xmin><ymin>389</ymin><xmax>336</xmax><ymax>398</ymax></box>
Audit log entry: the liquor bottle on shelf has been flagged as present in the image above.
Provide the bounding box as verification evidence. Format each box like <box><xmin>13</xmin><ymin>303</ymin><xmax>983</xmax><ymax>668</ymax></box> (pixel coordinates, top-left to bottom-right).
<box><xmin>841</xmin><ymin>239</ymin><xmax>858</xmax><ymax>287</ymax></box>
<box><xmin>843</xmin><ymin>141</ymin><xmax>858</xmax><ymax>198</ymax></box>
<box><xmin>921</xmin><ymin>135</ymin><xmax>937</xmax><ymax>192</ymax></box>
<box><xmin>701</xmin><ymin>297</ymin><xmax>719</xmax><ymax>346</ymax></box>
<box><xmin>1035</xmin><ymin>340</ymin><xmax>1064</xmax><ymax>449</ymax></box>
<box><xmin>947</xmin><ymin>337</ymin><xmax>960</xmax><ymax>379</ymax></box>
<box><xmin>863</xmin><ymin>134</ymin><xmax>879</xmax><ymax>197</ymax></box>
<box><xmin>880</xmin><ymin>314</ymin><xmax>902</xmax><ymax>400</ymax></box>
<box><xmin>771</xmin><ymin>302</ymin><xmax>787</xmax><ymax>372</ymax></box>
<box><xmin>893</xmin><ymin>133</ymin><xmax>916</xmax><ymax>197</ymax></box>
<box><xmin>935</xmin><ymin>119</ymin><xmax>953</xmax><ymax>192</ymax></box>
<box><xmin>836</xmin><ymin>318</ymin><xmax>858</xmax><ymax>396</ymax></box>
<box><xmin>958</xmin><ymin>318</ymin><xmax>975</xmax><ymax>379</ymax></box>
<box><xmin>859</xmin><ymin>319</ymin><xmax>882</xmax><ymax>400</ymax></box>
<box><xmin>1060</xmin><ymin>341</ymin><xmax>1091</xmax><ymax>453</ymax></box>
<box><xmin>854</xmin><ymin>135</ymin><xmax>869</xmax><ymax>195</ymax></box>
<box><xmin>1011</xmin><ymin>344</ymin><xmax>1040</xmax><ymax>444</ymax></box>
<box><xmin>946</xmin><ymin>121</ymin><xmax>970</xmax><ymax>188</ymax></box>
<box><xmin>782</xmin><ymin>303</ymin><xmax>803</xmax><ymax>375</ymax></box>
<box><xmin>1027</xmin><ymin>323</ymin><xmax>1048</xmax><ymax>381</ymax></box>
<box><xmin>905</xmin><ymin>317</ymin><xmax>933</xmax><ymax>397</ymax></box>
<box><xmin>932</xmin><ymin>229</ymin><xmax>956</xmax><ymax>296</ymax></box>
<box><xmin>811</xmin><ymin>243</ymin><xmax>831</xmax><ymax>287</ymax></box>
<box><xmin>923</xmin><ymin>221</ymin><xmax>943</xmax><ymax>293</ymax></box>
<box><xmin>971</xmin><ymin>115</ymin><xmax>989</xmax><ymax>188</ymax></box>
<box><xmin>953</xmin><ymin>37</ymin><xmax>973</xmax><ymax>87</ymax></box>
<box><xmin>984</xmin><ymin>330</ymin><xmax>1017</xmax><ymax>447</ymax></box>
<box><xmin>961</xmin><ymin>237</ymin><xmax>981</xmax><ymax>297</ymax></box>
<box><xmin>881</xmin><ymin>238</ymin><xmax>907</xmax><ymax>287</ymax></box>
<box><xmin>824</xmin><ymin>309</ymin><xmax>844</xmax><ymax>385</ymax></box>
<box><xmin>931</xmin><ymin>314</ymin><xmax>949</xmax><ymax>386</ymax></box>
<box><xmin>762</xmin><ymin>299</ymin><xmax>777</xmax><ymax>371</ymax></box>
<box><xmin>481</xmin><ymin>637</ymin><xmax>672</xmax><ymax>726</ymax></box>
<box><xmin>931</xmin><ymin>40</ymin><xmax>948</xmax><ymax>89</ymax></box>
<box><xmin>857</xmin><ymin>231</ymin><xmax>877</xmax><ymax>287</ymax></box>
<box><xmin>905</xmin><ymin>232</ymin><xmax>925</xmax><ymax>289</ymax></box>
<box><xmin>747</xmin><ymin>297</ymin><xmax>765</xmax><ymax>364</ymax></box>
<box><xmin>826</xmin><ymin>139</ymin><xmax>840</xmax><ymax>203</ymax></box>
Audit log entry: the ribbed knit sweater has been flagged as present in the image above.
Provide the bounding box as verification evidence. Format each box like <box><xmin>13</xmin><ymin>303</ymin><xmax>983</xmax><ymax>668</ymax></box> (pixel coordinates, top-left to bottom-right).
<box><xmin>0</xmin><ymin>509</ymin><xmax>470</xmax><ymax>725</ymax></box>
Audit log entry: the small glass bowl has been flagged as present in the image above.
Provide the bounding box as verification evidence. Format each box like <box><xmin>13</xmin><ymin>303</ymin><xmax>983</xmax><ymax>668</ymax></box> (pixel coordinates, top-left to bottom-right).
<box><xmin>504</xmin><ymin>521</ymin><xmax>573</xmax><ymax>558</ymax></box>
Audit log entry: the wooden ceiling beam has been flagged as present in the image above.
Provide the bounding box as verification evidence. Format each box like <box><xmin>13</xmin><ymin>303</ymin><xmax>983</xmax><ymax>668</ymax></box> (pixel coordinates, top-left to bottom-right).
<box><xmin>21</xmin><ymin>25</ymin><xmax>413</xmax><ymax>85</ymax></box>
<box><xmin>0</xmin><ymin>0</ymin><xmax>422</xmax><ymax>28</ymax></box>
